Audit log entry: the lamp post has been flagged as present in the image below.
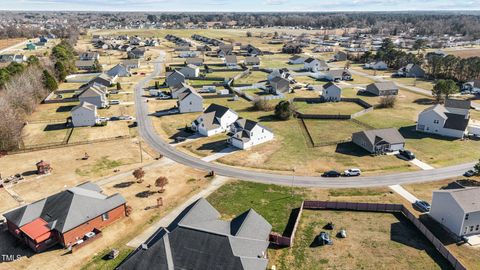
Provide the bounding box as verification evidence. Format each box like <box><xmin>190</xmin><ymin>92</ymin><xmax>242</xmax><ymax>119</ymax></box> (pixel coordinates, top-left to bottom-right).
<box><xmin>291</xmin><ymin>167</ymin><xmax>296</xmax><ymax>198</ymax></box>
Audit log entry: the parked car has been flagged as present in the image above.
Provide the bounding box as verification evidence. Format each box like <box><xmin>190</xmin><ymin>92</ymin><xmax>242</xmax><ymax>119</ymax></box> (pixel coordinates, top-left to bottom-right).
<box><xmin>344</xmin><ymin>168</ymin><xmax>361</xmax><ymax>177</ymax></box>
<box><xmin>413</xmin><ymin>200</ymin><xmax>431</xmax><ymax>212</ymax></box>
<box><xmin>109</xmin><ymin>100</ymin><xmax>120</xmax><ymax>105</ymax></box>
<box><xmin>156</xmin><ymin>93</ymin><xmax>170</xmax><ymax>100</ymax></box>
<box><xmin>119</xmin><ymin>116</ymin><xmax>134</xmax><ymax>121</ymax></box>
<box><xmin>110</xmin><ymin>116</ymin><xmax>120</xmax><ymax>121</ymax></box>
<box><xmin>174</xmin><ymin>136</ymin><xmax>187</xmax><ymax>143</ymax></box>
<box><xmin>397</xmin><ymin>150</ymin><xmax>415</xmax><ymax>161</ymax></box>
<box><xmin>464</xmin><ymin>170</ymin><xmax>476</xmax><ymax>177</ymax></box>
<box><xmin>322</xmin><ymin>170</ymin><xmax>341</xmax><ymax>177</ymax></box>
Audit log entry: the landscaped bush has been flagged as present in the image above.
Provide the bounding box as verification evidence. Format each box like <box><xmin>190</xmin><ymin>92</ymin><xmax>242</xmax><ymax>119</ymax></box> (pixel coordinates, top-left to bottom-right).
<box><xmin>252</xmin><ymin>98</ymin><xmax>273</xmax><ymax>112</ymax></box>
<box><xmin>377</xmin><ymin>95</ymin><xmax>397</xmax><ymax>109</ymax></box>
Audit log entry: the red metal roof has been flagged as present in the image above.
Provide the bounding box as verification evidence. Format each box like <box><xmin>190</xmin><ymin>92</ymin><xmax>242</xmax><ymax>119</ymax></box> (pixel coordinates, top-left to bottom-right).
<box><xmin>20</xmin><ymin>218</ymin><xmax>52</xmax><ymax>243</ymax></box>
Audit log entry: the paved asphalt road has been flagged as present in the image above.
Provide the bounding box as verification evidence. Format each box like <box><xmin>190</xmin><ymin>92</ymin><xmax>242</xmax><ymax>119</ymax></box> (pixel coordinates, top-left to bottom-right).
<box><xmin>134</xmin><ymin>52</ymin><xmax>475</xmax><ymax>188</ymax></box>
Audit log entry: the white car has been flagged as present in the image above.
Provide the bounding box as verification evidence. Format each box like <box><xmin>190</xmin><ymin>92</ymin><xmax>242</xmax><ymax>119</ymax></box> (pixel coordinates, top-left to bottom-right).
<box><xmin>109</xmin><ymin>100</ymin><xmax>120</xmax><ymax>105</ymax></box>
<box><xmin>344</xmin><ymin>168</ymin><xmax>361</xmax><ymax>177</ymax></box>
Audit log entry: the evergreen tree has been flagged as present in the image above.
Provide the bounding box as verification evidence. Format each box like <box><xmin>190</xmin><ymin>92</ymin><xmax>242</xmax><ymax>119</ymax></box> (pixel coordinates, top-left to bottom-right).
<box><xmin>42</xmin><ymin>70</ymin><xmax>58</xmax><ymax>92</ymax></box>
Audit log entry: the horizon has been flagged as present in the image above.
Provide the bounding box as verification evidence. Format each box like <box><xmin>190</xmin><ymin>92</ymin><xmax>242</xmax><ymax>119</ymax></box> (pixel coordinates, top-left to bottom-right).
<box><xmin>2</xmin><ymin>0</ymin><xmax>480</xmax><ymax>12</ymax></box>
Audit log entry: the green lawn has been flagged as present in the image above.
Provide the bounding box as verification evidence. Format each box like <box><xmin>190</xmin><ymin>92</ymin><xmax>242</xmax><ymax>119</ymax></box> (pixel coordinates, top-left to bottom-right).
<box><xmin>303</xmin><ymin>119</ymin><xmax>365</xmax><ymax>145</ymax></box>
<box><xmin>207</xmin><ymin>181</ymin><xmax>305</xmax><ymax>233</ymax></box>
<box><xmin>294</xmin><ymin>101</ymin><xmax>365</xmax><ymax>115</ymax></box>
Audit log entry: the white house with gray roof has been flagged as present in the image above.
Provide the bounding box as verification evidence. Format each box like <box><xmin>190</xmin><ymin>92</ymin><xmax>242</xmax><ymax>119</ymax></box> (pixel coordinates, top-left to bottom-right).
<box><xmin>191</xmin><ymin>104</ymin><xmax>239</xmax><ymax>136</ymax></box>
<box><xmin>321</xmin><ymin>82</ymin><xmax>342</xmax><ymax>102</ymax></box>
<box><xmin>430</xmin><ymin>188</ymin><xmax>480</xmax><ymax>237</ymax></box>
<box><xmin>352</xmin><ymin>128</ymin><xmax>405</xmax><ymax>154</ymax></box>
<box><xmin>304</xmin><ymin>58</ymin><xmax>329</xmax><ymax>72</ymax></box>
<box><xmin>365</xmin><ymin>81</ymin><xmax>398</xmax><ymax>96</ymax></box>
<box><xmin>166</xmin><ymin>70</ymin><xmax>186</xmax><ymax>87</ymax></box>
<box><xmin>107</xmin><ymin>64</ymin><xmax>131</xmax><ymax>77</ymax></box>
<box><xmin>177</xmin><ymin>88</ymin><xmax>204</xmax><ymax>114</ymax></box>
<box><xmin>117</xmin><ymin>198</ymin><xmax>271</xmax><ymax>270</ymax></box>
<box><xmin>228</xmin><ymin>118</ymin><xmax>274</xmax><ymax>149</ymax></box>
<box><xmin>416</xmin><ymin>99</ymin><xmax>471</xmax><ymax>139</ymax></box>
<box><xmin>71</xmin><ymin>102</ymin><xmax>98</xmax><ymax>127</ymax></box>
<box><xmin>179</xmin><ymin>64</ymin><xmax>200</xmax><ymax>78</ymax></box>
<box><xmin>78</xmin><ymin>85</ymin><xmax>108</xmax><ymax>108</ymax></box>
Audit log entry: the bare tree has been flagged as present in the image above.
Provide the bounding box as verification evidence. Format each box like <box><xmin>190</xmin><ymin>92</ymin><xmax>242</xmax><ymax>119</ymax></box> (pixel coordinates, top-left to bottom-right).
<box><xmin>133</xmin><ymin>168</ymin><xmax>146</xmax><ymax>183</ymax></box>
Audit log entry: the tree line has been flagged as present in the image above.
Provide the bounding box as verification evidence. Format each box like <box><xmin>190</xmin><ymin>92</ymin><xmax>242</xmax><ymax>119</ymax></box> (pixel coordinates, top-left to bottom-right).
<box><xmin>0</xmin><ymin>39</ymin><xmax>78</xmax><ymax>151</ymax></box>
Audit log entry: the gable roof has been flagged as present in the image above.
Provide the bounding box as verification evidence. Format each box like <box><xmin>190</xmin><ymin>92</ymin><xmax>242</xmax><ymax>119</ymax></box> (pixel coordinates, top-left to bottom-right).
<box><xmin>323</xmin><ymin>82</ymin><xmax>341</xmax><ymax>91</ymax></box>
<box><xmin>370</xmin><ymin>81</ymin><xmax>398</xmax><ymax>91</ymax></box>
<box><xmin>3</xmin><ymin>182</ymin><xmax>125</xmax><ymax>233</ymax></box>
<box><xmin>445</xmin><ymin>99</ymin><xmax>471</xmax><ymax>110</ymax></box>
<box><xmin>355</xmin><ymin>128</ymin><xmax>405</xmax><ymax>146</ymax></box>
<box><xmin>72</xmin><ymin>101</ymin><xmax>96</xmax><ymax>112</ymax></box>
<box><xmin>434</xmin><ymin>188</ymin><xmax>480</xmax><ymax>213</ymax></box>
<box><xmin>117</xmin><ymin>198</ymin><xmax>271</xmax><ymax>270</ymax></box>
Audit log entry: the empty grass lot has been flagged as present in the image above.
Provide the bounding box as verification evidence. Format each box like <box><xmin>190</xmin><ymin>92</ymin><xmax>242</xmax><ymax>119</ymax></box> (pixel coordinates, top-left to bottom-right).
<box><xmin>303</xmin><ymin>119</ymin><xmax>366</xmax><ymax>145</ymax></box>
<box><xmin>294</xmin><ymin>101</ymin><xmax>365</xmax><ymax>115</ymax></box>
<box><xmin>270</xmin><ymin>210</ymin><xmax>451</xmax><ymax>270</ymax></box>
<box><xmin>207</xmin><ymin>181</ymin><xmax>450</xmax><ymax>270</ymax></box>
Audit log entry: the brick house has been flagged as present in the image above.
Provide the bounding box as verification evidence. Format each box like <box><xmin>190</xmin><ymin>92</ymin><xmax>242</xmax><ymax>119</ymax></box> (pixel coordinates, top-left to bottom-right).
<box><xmin>3</xmin><ymin>182</ymin><xmax>126</xmax><ymax>252</ymax></box>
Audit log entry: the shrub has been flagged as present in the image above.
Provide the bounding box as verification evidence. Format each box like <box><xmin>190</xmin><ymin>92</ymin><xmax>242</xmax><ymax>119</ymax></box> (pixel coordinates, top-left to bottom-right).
<box><xmin>377</xmin><ymin>95</ymin><xmax>397</xmax><ymax>108</ymax></box>
<box><xmin>252</xmin><ymin>98</ymin><xmax>273</xmax><ymax>112</ymax></box>
<box><xmin>274</xmin><ymin>100</ymin><xmax>294</xmax><ymax>120</ymax></box>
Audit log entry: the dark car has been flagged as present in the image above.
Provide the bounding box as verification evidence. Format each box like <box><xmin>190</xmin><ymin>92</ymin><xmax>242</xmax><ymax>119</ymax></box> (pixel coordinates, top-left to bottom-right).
<box><xmin>413</xmin><ymin>200</ymin><xmax>431</xmax><ymax>212</ymax></box>
<box><xmin>174</xmin><ymin>136</ymin><xmax>187</xmax><ymax>143</ymax></box>
<box><xmin>322</xmin><ymin>170</ymin><xmax>341</xmax><ymax>177</ymax></box>
<box><xmin>397</xmin><ymin>150</ymin><xmax>415</xmax><ymax>161</ymax></box>
<box><xmin>464</xmin><ymin>170</ymin><xmax>476</xmax><ymax>177</ymax></box>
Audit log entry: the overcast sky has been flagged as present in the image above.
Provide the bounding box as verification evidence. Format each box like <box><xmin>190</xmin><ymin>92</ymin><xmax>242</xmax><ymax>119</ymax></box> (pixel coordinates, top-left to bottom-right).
<box><xmin>2</xmin><ymin>0</ymin><xmax>480</xmax><ymax>12</ymax></box>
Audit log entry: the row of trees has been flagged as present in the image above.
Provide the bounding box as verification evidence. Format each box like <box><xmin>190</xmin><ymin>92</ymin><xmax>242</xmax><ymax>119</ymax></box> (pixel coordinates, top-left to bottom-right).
<box><xmin>0</xmin><ymin>38</ymin><xmax>78</xmax><ymax>151</ymax></box>
<box><xmin>426</xmin><ymin>55</ymin><xmax>480</xmax><ymax>82</ymax></box>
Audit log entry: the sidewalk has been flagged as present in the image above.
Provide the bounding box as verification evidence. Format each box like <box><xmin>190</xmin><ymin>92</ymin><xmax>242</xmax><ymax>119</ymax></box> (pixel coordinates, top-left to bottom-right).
<box><xmin>410</xmin><ymin>158</ymin><xmax>434</xmax><ymax>170</ymax></box>
<box><xmin>126</xmin><ymin>175</ymin><xmax>230</xmax><ymax>248</ymax></box>
<box><xmin>389</xmin><ymin>184</ymin><xmax>419</xmax><ymax>203</ymax></box>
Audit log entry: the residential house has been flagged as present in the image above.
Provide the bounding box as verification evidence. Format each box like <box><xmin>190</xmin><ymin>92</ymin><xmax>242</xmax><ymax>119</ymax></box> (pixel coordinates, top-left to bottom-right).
<box><xmin>75</xmin><ymin>60</ymin><xmax>96</xmax><ymax>71</ymax></box>
<box><xmin>245</xmin><ymin>56</ymin><xmax>260</xmax><ymax>66</ymax></box>
<box><xmin>3</xmin><ymin>182</ymin><xmax>126</xmax><ymax>253</ymax></box>
<box><xmin>170</xmin><ymin>83</ymin><xmax>192</xmax><ymax>99</ymax></box>
<box><xmin>217</xmin><ymin>44</ymin><xmax>233</xmax><ymax>57</ymax></box>
<box><xmin>333</xmin><ymin>51</ymin><xmax>348</xmax><ymax>61</ymax></box>
<box><xmin>416</xmin><ymin>99</ymin><xmax>471</xmax><ymax>139</ymax></box>
<box><xmin>185</xmin><ymin>57</ymin><xmax>204</xmax><ymax>66</ymax></box>
<box><xmin>352</xmin><ymin>128</ymin><xmax>406</xmax><ymax>154</ymax></box>
<box><xmin>228</xmin><ymin>118</ymin><xmax>274</xmax><ymax>149</ymax></box>
<box><xmin>191</xmin><ymin>104</ymin><xmax>239</xmax><ymax>136</ymax></box>
<box><xmin>179</xmin><ymin>64</ymin><xmax>200</xmax><ymax>79</ymax></box>
<box><xmin>78</xmin><ymin>85</ymin><xmax>109</xmax><ymax>108</ymax></box>
<box><xmin>166</xmin><ymin>70</ymin><xmax>186</xmax><ymax>87</ymax></box>
<box><xmin>398</xmin><ymin>64</ymin><xmax>426</xmax><ymax>78</ymax></box>
<box><xmin>321</xmin><ymin>82</ymin><xmax>342</xmax><ymax>102</ymax></box>
<box><xmin>288</xmin><ymin>55</ymin><xmax>306</xmax><ymax>64</ymax></box>
<box><xmin>323</xmin><ymin>69</ymin><xmax>352</xmax><ymax>82</ymax></box>
<box><xmin>107</xmin><ymin>64</ymin><xmax>131</xmax><ymax>77</ymax></box>
<box><xmin>179</xmin><ymin>51</ymin><xmax>199</xmax><ymax>58</ymax></box>
<box><xmin>269</xmin><ymin>76</ymin><xmax>290</xmax><ymax>94</ymax></box>
<box><xmin>365</xmin><ymin>61</ymin><xmax>388</xmax><ymax>70</ymax></box>
<box><xmin>117</xmin><ymin>198</ymin><xmax>271</xmax><ymax>270</ymax></box>
<box><xmin>365</xmin><ymin>82</ymin><xmax>399</xmax><ymax>96</ymax></box>
<box><xmin>177</xmin><ymin>88</ymin><xmax>204</xmax><ymax>113</ymax></box>
<box><xmin>79</xmin><ymin>52</ymin><xmax>100</xmax><ymax>61</ymax></box>
<box><xmin>430</xmin><ymin>188</ymin><xmax>480</xmax><ymax>237</ymax></box>
<box><xmin>128</xmin><ymin>48</ymin><xmax>145</xmax><ymax>59</ymax></box>
<box><xmin>304</xmin><ymin>58</ymin><xmax>329</xmax><ymax>72</ymax></box>
<box><xmin>122</xmin><ymin>59</ymin><xmax>141</xmax><ymax>69</ymax></box>
<box><xmin>224</xmin><ymin>55</ymin><xmax>238</xmax><ymax>67</ymax></box>
<box><xmin>0</xmin><ymin>54</ymin><xmax>27</xmax><ymax>63</ymax></box>
<box><xmin>462</xmin><ymin>80</ymin><xmax>480</xmax><ymax>93</ymax></box>
<box><xmin>89</xmin><ymin>73</ymin><xmax>117</xmax><ymax>88</ymax></box>
<box><xmin>267</xmin><ymin>68</ymin><xmax>294</xmax><ymax>82</ymax></box>
<box><xmin>26</xmin><ymin>43</ymin><xmax>37</xmax><ymax>50</ymax></box>
<box><xmin>71</xmin><ymin>102</ymin><xmax>98</xmax><ymax>127</ymax></box>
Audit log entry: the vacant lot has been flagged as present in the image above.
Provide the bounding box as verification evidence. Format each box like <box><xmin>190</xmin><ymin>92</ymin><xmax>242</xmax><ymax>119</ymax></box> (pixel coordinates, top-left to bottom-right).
<box><xmin>294</xmin><ymin>100</ymin><xmax>365</xmax><ymax>115</ymax></box>
<box><xmin>447</xmin><ymin>48</ymin><xmax>480</xmax><ymax>59</ymax></box>
<box><xmin>270</xmin><ymin>210</ymin><xmax>450</xmax><ymax>270</ymax></box>
<box><xmin>207</xmin><ymin>181</ymin><xmax>449</xmax><ymax>270</ymax></box>
<box><xmin>21</xmin><ymin>123</ymin><xmax>70</xmax><ymax>146</ymax></box>
<box><xmin>303</xmin><ymin>119</ymin><xmax>365</xmax><ymax>145</ymax></box>
<box><xmin>69</xmin><ymin>121</ymin><xmax>132</xmax><ymax>143</ymax></box>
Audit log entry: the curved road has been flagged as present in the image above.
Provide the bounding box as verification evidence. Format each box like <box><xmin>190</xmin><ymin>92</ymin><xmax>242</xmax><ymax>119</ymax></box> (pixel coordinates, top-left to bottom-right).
<box><xmin>134</xmin><ymin>52</ymin><xmax>475</xmax><ymax>188</ymax></box>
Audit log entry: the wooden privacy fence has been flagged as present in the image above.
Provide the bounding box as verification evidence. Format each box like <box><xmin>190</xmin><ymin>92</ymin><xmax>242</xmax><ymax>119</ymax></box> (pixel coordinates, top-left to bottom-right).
<box><xmin>269</xmin><ymin>200</ymin><xmax>467</xmax><ymax>270</ymax></box>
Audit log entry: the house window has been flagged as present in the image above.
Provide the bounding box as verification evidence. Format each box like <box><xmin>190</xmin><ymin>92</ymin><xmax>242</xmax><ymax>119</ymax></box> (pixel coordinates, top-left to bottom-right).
<box><xmin>476</xmin><ymin>225</ymin><xmax>479</xmax><ymax>231</ymax></box>
<box><xmin>466</xmin><ymin>214</ymin><xmax>469</xmax><ymax>220</ymax></box>
<box><xmin>470</xmin><ymin>226</ymin><xmax>474</xmax><ymax>232</ymax></box>
<box><xmin>102</xmin><ymin>212</ymin><xmax>109</xmax><ymax>221</ymax></box>
<box><xmin>433</xmin><ymin>120</ymin><xmax>439</xmax><ymax>124</ymax></box>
